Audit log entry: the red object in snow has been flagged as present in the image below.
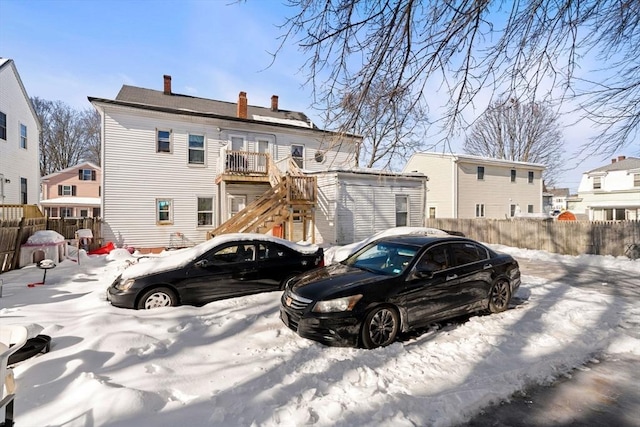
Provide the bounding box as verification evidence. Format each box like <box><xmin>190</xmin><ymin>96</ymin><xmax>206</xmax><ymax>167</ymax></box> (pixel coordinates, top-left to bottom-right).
<box><xmin>88</xmin><ymin>241</ymin><xmax>115</xmax><ymax>255</ymax></box>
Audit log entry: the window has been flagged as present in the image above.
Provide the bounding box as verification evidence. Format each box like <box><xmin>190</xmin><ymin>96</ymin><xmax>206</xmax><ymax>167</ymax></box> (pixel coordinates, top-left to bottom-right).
<box><xmin>78</xmin><ymin>169</ymin><xmax>96</xmax><ymax>181</ymax></box>
<box><xmin>291</xmin><ymin>144</ymin><xmax>304</xmax><ymax>168</ymax></box>
<box><xmin>477</xmin><ymin>166</ymin><xmax>485</xmax><ymax>180</ymax></box>
<box><xmin>292</xmin><ymin>208</ymin><xmax>303</xmax><ymax>223</ymax></box>
<box><xmin>528</xmin><ymin>171</ymin><xmax>534</xmax><ymax>184</ymax></box>
<box><xmin>80</xmin><ymin>209</ymin><xmax>88</xmax><ymax>217</ymax></box>
<box><xmin>197</xmin><ymin>197</ymin><xmax>213</xmax><ymax>226</ymax></box>
<box><xmin>157</xmin><ymin>199</ymin><xmax>172</xmax><ymax>223</ymax></box>
<box><xmin>92</xmin><ymin>207</ymin><xmax>101</xmax><ymax>217</ymax></box>
<box><xmin>157</xmin><ymin>130</ymin><xmax>171</xmax><ymax>153</ymax></box>
<box><xmin>209</xmin><ymin>244</ymin><xmax>256</xmax><ymax>264</ymax></box>
<box><xmin>450</xmin><ymin>242</ymin><xmax>489</xmax><ymax>267</ymax></box>
<box><xmin>418</xmin><ymin>245</ymin><xmax>449</xmax><ymax>272</ymax></box>
<box><xmin>593</xmin><ymin>176</ymin><xmax>602</xmax><ymax>190</ymax></box>
<box><xmin>60</xmin><ymin>207</ymin><xmax>73</xmax><ymax>218</ymax></box>
<box><xmin>475</xmin><ymin>203</ymin><xmax>485</xmax><ymax>218</ymax></box>
<box><xmin>257</xmin><ymin>139</ymin><xmax>269</xmax><ymax>170</ymax></box>
<box><xmin>510</xmin><ymin>204</ymin><xmax>517</xmax><ymax>217</ymax></box>
<box><xmin>395</xmin><ymin>195</ymin><xmax>408</xmax><ymax>226</ymax></box>
<box><xmin>0</xmin><ymin>111</ymin><xmax>6</xmax><ymax>140</ymax></box>
<box><xmin>20</xmin><ymin>177</ymin><xmax>27</xmax><ymax>204</ymax></box>
<box><xmin>429</xmin><ymin>207</ymin><xmax>436</xmax><ymax>218</ymax></box>
<box><xmin>528</xmin><ymin>204</ymin><xmax>534</xmax><ymax>213</ymax></box>
<box><xmin>50</xmin><ymin>207</ymin><xmax>58</xmax><ymax>217</ymax></box>
<box><xmin>20</xmin><ymin>124</ymin><xmax>27</xmax><ymax>149</ymax></box>
<box><xmin>510</xmin><ymin>169</ymin><xmax>516</xmax><ymax>182</ymax></box>
<box><xmin>189</xmin><ymin>134</ymin><xmax>205</xmax><ymax>164</ymax></box>
<box><xmin>634</xmin><ymin>174</ymin><xmax>640</xmax><ymax>187</ymax></box>
<box><xmin>58</xmin><ymin>185</ymin><xmax>77</xmax><ymax>196</ymax></box>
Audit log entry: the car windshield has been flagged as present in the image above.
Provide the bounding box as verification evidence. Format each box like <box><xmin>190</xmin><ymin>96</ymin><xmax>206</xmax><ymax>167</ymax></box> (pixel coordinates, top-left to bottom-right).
<box><xmin>344</xmin><ymin>241</ymin><xmax>419</xmax><ymax>276</ymax></box>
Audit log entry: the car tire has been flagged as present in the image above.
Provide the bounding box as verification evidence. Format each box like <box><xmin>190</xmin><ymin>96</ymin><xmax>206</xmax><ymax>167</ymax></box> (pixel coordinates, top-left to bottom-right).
<box><xmin>137</xmin><ymin>287</ymin><xmax>177</xmax><ymax>309</ymax></box>
<box><xmin>488</xmin><ymin>280</ymin><xmax>511</xmax><ymax>313</ymax></box>
<box><xmin>361</xmin><ymin>306</ymin><xmax>400</xmax><ymax>349</ymax></box>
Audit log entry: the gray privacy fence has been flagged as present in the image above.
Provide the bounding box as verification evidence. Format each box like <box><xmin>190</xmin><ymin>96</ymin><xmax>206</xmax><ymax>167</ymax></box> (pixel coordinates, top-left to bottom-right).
<box><xmin>424</xmin><ymin>218</ymin><xmax>640</xmax><ymax>257</ymax></box>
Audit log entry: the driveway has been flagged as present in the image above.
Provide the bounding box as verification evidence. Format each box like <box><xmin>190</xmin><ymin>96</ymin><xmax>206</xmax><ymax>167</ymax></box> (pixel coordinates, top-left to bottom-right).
<box><xmin>461</xmin><ymin>256</ymin><xmax>640</xmax><ymax>427</ymax></box>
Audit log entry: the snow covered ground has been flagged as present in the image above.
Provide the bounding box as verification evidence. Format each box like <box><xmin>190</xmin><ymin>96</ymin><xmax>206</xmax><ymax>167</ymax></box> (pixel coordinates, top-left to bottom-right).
<box><xmin>1</xmin><ymin>243</ymin><xmax>638</xmax><ymax>427</ymax></box>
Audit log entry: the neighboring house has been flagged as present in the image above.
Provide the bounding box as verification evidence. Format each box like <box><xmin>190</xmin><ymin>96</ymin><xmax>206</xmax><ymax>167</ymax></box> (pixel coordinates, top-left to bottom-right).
<box><xmin>308</xmin><ymin>168</ymin><xmax>428</xmax><ymax>245</ymax></box>
<box><xmin>568</xmin><ymin>155</ymin><xmax>640</xmax><ymax>220</ymax></box>
<box><xmin>403</xmin><ymin>152</ymin><xmax>545</xmax><ymax>219</ymax></box>
<box><xmin>546</xmin><ymin>187</ymin><xmax>570</xmax><ymax>213</ymax></box>
<box><xmin>89</xmin><ymin>75</ymin><xmax>361</xmax><ymax>249</ymax></box>
<box><xmin>0</xmin><ymin>58</ymin><xmax>41</xmax><ymax>208</ymax></box>
<box><xmin>40</xmin><ymin>162</ymin><xmax>102</xmax><ymax>218</ymax></box>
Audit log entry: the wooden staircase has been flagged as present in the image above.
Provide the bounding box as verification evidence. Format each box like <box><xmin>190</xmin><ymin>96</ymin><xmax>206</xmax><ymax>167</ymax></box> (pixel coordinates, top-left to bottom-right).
<box><xmin>208</xmin><ymin>171</ymin><xmax>317</xmax><ymax>241</ymax></box>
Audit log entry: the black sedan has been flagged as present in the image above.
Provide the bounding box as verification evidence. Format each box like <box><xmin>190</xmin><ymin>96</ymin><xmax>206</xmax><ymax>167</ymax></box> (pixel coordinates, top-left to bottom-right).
<box><xmin>280</xmin><ymin>235</ymin><xmax>520</xmax><ymax>348</ymax></box>
<box><xmin>107</xmin><ymin>233</ymin><xmax>324</xmax><ymax>309</ymax></box>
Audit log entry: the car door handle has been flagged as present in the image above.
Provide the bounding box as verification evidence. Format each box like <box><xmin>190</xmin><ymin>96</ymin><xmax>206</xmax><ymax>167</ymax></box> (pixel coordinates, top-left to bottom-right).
<box><xmin>446</xmin><ymin>274</ymin><xmax>458</xmax><ymax>281</ymax></box>
<box><xmin>483</xmin><ymin>263</ymin><xmax>493</xmax><ymax>269</ymax></box>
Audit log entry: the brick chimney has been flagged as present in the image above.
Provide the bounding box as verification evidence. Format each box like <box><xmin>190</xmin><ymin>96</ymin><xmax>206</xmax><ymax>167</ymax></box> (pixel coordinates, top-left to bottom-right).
<box><xmin>163</xmin><ymin>75</ymin><xmax>172</xmax><ymax>95</ymax></box>
<box><xmin>618</xmin><ymin>155</ymin><xmax>626</xmax><ymax>161</ymax></box>
<box><xmin>271</xmin><ymin>95</ymin><xmax>279</xmax><ymax>112</ymax></box>
<box><xmin>237</xmin><ymin>91</ymin><xmax>248</xmax><ymax>119</ymax></box>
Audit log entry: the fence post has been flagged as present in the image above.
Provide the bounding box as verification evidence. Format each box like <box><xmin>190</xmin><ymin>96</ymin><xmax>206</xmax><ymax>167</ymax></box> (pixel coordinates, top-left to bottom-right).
<box><xmin>9</xmin><ymin>217</ymin><xmax>26</xmax><ymax>270</ymax></box>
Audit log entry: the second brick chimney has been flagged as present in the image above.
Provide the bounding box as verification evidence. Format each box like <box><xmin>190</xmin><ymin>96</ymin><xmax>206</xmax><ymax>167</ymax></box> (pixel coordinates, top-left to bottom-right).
<box><xmin>238</xmin><ymin>91</ymin><xmax>248</xmax><ymax>119</ymax></box>
<box><xmin>271</xmin><ymin>95</ymin><xmax>279</xmax><ymax>112</ymax></box>
<box><xmin>163</xmin><ymin>75</ymin><xmax>172</xmax><ymax>95</ymax></box>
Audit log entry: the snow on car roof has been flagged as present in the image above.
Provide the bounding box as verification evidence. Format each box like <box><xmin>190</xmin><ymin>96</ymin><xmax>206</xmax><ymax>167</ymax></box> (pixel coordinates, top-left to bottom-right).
<box><xmin>121</xmin><ymin>233</ymin><xmax>319</xmax><ymax>280</ymax></box>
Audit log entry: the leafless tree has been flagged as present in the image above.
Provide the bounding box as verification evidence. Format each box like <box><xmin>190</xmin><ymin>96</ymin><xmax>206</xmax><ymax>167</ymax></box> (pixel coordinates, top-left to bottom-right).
<box><xmin>333</xmin><ymin>78</ymin><xmax>431</xmax><ymax>169</ymax></box>
<box><xmin>32</xmin><ymin>97</ymin><xmax>101</xmax><ymax>176</ymax></box>
<box><xmin>464</xmin><ymin>99</ymin><xmax>564</xmax><ymax>186</ymax></box>
<box><xmin>275</xmin><ymin>0</ymin><xmax>640</xmax><ymax>161</ymax></box>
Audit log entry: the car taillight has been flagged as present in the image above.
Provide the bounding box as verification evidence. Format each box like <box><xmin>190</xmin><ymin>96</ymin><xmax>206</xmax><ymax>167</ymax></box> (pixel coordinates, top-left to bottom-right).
<box><xmin>316</xmin><ymin>257</ymin><xmax>324</xmax><ymax>267</ymax></box>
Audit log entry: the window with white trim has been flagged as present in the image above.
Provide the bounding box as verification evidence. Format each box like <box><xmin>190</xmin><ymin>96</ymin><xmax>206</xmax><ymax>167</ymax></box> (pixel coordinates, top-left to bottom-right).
<box><xmin>528</xmin><ymin>171</ymin><xmax>534</xmax><ymax>184</ymax></box>
<box><xmin>475</xmin><ymin>203</ymin><xmax>485</xmax><ymax>218</ymax></box>
<box><xmin>634</xmin><ymin>174</ymin><xmax>640</xmax><ymax>187</ymax></box>
<box><xmin>78</xmin><ymin>169</ymin><xmax>96</xmax><ymax>181</ymax></box>
<box><xmin>291</xmin><ymin>144</ymin><xmax>304</xmax><ymax>168</ymax></box>
<box><xmin>20</xmin><ymin>177</ymin><xmax>27</xmax><ymax>204</ymax></box>
<box><xmin>20</xmin><ymin>124</ymin><xmax>27</xmax><ymax>149</ymax></box>
<box><xmin>189</xmin><ymin>134</ymin><xmax>205</xmax><ymax>164</ymax></box>
<box><xmin>60</xmin><ymin>207</ymin><xmax>73</xmax><ymax>218</ymax></box>
<box><xmin>477</xmin><ymin>166</ymin><xmax>485</xmax><ymax>180</ymax></box>
<box><xmin>58</xmin><ymin>185</ymin><xmax>76</xmax><ymax>196</ymax></box>
<box><xmin>157</xmin><ymin>199</ymin><xmax>173</xmax><ymax>224</ymax></box>
<box><xmin>593</xmin><ymin>176</ymin><xmax>602</xmax><ymax>190</ymax></box>
<box><xmin>197</xmin><ymin>197</ymin><xmax>213</xmax><ymax>226</ymax></box>
<box><xmin>429</xmin><ymin>207</ymin><xmax>436</xmax><ymax>218</ymax></box>
<box><xmin>157</xmin><ymin>130</ymin><xmax>171</xmax><ymax>153</ymax></box>
<box><xmin>510</xmin><ymin>169</ymin><xmax>516</xmax><ymax>182</ymax></box>
<box><xmin>0</xmin><ymin>111</ymin><xmax>6</xmax><ymax>140</ymax></box>
<box><xmin>528</xmin><ymin>204</ymin><xmax>534</xmax><ymax>213</ymax></box>
<box><xmin>395</xmin><ymin>195</ymin><xmax>408</xmax><ymax>226</ymax></box>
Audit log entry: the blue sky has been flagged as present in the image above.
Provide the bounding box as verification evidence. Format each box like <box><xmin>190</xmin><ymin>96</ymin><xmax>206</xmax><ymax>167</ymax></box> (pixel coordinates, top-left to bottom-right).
<box><xmin>1</xmin><ymin>0</ymin><xmax>615</xmax><ymax>191</ymax></box>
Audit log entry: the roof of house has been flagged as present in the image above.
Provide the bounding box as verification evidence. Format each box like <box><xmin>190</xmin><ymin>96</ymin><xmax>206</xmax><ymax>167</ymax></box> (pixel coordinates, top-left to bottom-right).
<box><xmin>114</xmin><ymin>85</ymin><xmax>316</xmax><ymax>129</ymax></box>
<box><xmin>587</xmin><ymin>157</ymin><xmax>640</xmax><ymax>174</ymax></box>
<box><xmin>0</xmin><ymin>58</ymin><xmax>42</xmax><ymax>131</ymax></box>
<box><xmin>409</xmin><ymin>151</ymin><xmax>546</xmax><ymax>170</ymax></box>
<box><xmin>39</xmin><ymin>197</ymin><xmax>101</xmax><ymax>206</ymax></box>
<box><xmin>41</xmin><ymin>161</ymin><xmax>101</xmax><ymax>180</ymax></box>
<box><xmin>548</xmin><ymin>187</ymin><xmax>570</xmax><ymax>197</ymax></box>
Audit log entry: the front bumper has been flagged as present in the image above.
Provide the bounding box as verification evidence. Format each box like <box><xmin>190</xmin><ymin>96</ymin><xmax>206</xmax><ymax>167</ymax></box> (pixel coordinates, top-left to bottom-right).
<box><xmin>280</xmin><ymin>306</ymin><xmax>361</xmax><ymax>347</ymax></box>
<box><xmin>106</xmin><ymin>286</ymin><xmax>137</xmax><ymax>309</ymax></box>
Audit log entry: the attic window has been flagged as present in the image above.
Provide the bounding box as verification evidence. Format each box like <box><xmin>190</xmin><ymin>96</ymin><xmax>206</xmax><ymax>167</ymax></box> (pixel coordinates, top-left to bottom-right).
<box><xmin>593</xmin><ymin>176</ymin><xmax>602</xmax><ymax>190</ymax></box>
<box><xmin>78</xmin><ymin>169</ymin><xmax>96</xmax><ymax>181</ymax></box>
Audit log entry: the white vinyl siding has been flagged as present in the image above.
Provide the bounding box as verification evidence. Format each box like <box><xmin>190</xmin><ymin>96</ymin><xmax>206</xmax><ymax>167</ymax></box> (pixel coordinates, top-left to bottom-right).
<box><xmin>0</xmin><ymin>61</ymin><xmax>40</xmax><ymax>205</ymax></box>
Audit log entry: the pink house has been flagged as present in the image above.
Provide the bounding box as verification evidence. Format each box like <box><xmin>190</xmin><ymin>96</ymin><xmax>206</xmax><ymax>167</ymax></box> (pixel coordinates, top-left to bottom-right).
<box><xmin>40</xmin><ymin>162</ymin><xmax>101</xmax><ymax>218</ymax></box>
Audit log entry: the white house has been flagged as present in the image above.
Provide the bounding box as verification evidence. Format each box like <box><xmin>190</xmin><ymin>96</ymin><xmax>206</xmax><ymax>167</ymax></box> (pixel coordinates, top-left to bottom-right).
<box><xmin>308</xmin><ymin>168</ymin><xmax>428</xmax><ymax>245</ymax></box>
<box><xmin>90</xmin><ymin>75</ymin><xmax>362</xmax><ymax>250</ymax></box>
<box><xmin>569</xmin><ymin>155</ymin><xmax>640</xmax><ymax>220</ymax></box>
<box><xmin>0</xmin><ymin>58</ymin><xmax>41</xmax><ymax>208</ymax></box>
<box><xmin>403</xmin><ymin>152</ymin><xmax>545</xmax><ymax>219</ymax></box>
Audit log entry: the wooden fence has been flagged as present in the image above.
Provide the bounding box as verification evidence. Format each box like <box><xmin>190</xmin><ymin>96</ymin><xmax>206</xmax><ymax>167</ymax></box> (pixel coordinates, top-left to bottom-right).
<box><xmin>424</xmin><ymin>218</ymin><xmax>640</xmax><ymax>257</ymax></box>
<box><xmin>0</xmin><ymin>217</ymin><xmax>102</xmax><ymax>273</ymax></box>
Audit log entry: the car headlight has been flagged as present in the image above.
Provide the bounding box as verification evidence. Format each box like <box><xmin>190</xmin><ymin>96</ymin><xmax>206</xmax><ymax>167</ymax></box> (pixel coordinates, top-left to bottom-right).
<box><xmin>115</xmin><ymin>278</ymin><xmax>136</xmax><ymax>291</ymax></box>
<box><xmin>312</xmin><ymin>294</ymin><xmax>362</xmax><ymax>313</ymax></box>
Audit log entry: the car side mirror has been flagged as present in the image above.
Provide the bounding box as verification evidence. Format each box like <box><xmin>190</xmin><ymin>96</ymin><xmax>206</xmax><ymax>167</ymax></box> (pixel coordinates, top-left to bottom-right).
<box><xmin>195</xmin><ymin>259</ymin><xmax>210</xmax><ymax>268</ymax></box>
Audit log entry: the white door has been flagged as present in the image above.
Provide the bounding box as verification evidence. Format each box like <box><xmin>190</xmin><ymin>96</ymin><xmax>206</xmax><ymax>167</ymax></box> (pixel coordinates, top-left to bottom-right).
<box><xmin>227</xmin><ymin>195</ymin><xmax>246</xmax><ymax>220</ymax></box>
